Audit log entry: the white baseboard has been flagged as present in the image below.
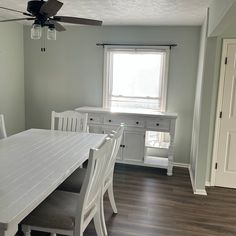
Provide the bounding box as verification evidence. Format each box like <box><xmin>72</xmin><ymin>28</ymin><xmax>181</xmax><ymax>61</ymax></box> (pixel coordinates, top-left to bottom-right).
<box><xmin>194</xmin><ymin>189</ymin><xmax>207</xmax><ymax>195</ymax></box>
<box><xmin>174</xmin><ymin>162</ymin><xmax>190</xmax><ymax>168</ymax></box>
<box><xmin>188</xmin><ymin>166</ymin><xmax>195</xmax><ymax>191</ymax></box>
<box><xmin>188</xmin><ymin>166</ymin><xmax>207</xmax><ymax>196</ymax></box>
<box><xmin>205</xmin><ymin>181</ymin><xmax>211</xmax><ymax>187</ymax></box>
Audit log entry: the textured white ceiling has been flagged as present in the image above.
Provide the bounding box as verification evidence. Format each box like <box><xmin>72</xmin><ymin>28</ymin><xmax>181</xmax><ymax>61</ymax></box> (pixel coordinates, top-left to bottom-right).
<box><xmin>0</xmin><ymin>0</ymin><xmax>212</xmax><ymax>26</ymax></box>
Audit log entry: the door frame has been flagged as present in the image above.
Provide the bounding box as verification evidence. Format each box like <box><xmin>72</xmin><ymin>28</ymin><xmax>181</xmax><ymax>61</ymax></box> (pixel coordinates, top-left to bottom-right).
<box><xmin>210</xmin><ymin>39</ymin><xmax>236</xmax><ymax>186</ymax></box>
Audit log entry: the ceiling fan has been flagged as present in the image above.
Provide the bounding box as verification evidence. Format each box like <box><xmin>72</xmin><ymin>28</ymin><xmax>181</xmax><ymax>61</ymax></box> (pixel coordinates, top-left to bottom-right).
<box><xmin>0</xmin><ymin>0</ymin><xmax>102</xmax><ymax>41</ymax></box>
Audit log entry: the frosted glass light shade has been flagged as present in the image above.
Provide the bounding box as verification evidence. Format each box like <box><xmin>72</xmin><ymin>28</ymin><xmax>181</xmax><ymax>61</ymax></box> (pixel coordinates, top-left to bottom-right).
<box><xmin>47</xmin><ymin>27</ymin><xmax>56</xmax><ymax>40</ymax></box>
<box><xmin>31</xmin><ymin>24</ymin><xmax>42</xmax><ymax>40</ymax></box>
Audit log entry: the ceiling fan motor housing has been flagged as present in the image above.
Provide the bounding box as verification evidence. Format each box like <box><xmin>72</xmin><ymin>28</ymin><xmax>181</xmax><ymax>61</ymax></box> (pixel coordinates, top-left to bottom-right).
<box><xmin>27</xmin><ymin>0</ymin><xmax>44</xmax><ymax>16</ymax></box>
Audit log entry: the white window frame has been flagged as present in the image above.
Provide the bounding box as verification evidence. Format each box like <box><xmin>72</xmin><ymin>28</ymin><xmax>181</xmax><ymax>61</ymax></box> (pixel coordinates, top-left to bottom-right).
<box><xmin>102</xmin><ymin>45</ymin><xmax>170</xmax><ymax>112</ymax></box>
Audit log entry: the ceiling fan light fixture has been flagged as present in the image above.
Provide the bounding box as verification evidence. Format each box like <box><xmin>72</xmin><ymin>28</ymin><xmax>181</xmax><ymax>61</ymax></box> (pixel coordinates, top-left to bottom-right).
<box><xmin>47</xmin><ymin>25</ymin><xmax>56</xmax><ymax>40</ymax></box>
<box><xmin>31</xmin><ymin>23</ymin><xmax>42</xmax><ymax>40</ymax></box>
<box><xmin>1</xmin><ymin>0</ymin><xmax>103</xmax><ymax>48</ymax></box>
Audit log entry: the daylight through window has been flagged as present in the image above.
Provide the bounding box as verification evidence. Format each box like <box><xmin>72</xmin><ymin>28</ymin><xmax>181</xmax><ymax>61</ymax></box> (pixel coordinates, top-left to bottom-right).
<box><xmin>103</xmin><ymin>47</ymin><xmax>169</xmax><ymax>111</ymax></box>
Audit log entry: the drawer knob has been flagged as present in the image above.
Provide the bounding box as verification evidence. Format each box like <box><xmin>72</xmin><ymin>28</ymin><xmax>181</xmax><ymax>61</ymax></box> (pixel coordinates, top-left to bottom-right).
<box><xmin>109</xmin><ymin>120</ymin><xmax>112</xmax><ymax>122</ymax></box>
<box><xmin>136</xmin><ymin>121</ymin><xmax>139</xmax><ymax>125</ymax></box>
<box><xmin>156</xmin><ymin>123</ymin><xmax>160</xmax><ymax>126</ymax></box>
<box><xmin>90</xmin><ymin>118</ymin><xmax>93</xmax><ymax>121</ymax></box>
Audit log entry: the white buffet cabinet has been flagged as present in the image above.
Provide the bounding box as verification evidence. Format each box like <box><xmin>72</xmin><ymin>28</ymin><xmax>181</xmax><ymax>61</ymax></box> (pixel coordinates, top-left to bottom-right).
<box><xmin>76</xmin><ymin>107</ymin><xmax>177</xmax><ymax>176</ymax></box>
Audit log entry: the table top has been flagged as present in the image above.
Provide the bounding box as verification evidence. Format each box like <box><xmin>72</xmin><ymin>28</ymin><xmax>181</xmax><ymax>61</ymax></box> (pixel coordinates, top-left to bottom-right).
<box><xmin>0</xmin><ymin>129</ymin><xmax>106</xmax><ymax>230</ymax></box>
<box><xmin>76</xmin><ymin>106</ymin><xmax>178</xmax><ymax>119</ymax></box>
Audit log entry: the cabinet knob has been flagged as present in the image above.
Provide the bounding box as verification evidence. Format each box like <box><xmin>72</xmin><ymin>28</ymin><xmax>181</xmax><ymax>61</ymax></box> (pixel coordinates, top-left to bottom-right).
<box><xmin>156</xmin><ymin>123</ymin><xmax>160</xmax><ymax>126</ymax></box>
<box><xmin>90</xmin><ymin>118</ymin><xmax>93</xmax><ymax>121</ymax></box>
<box><xmin>109</xmin><ymin>120</ymin><xmax>112</xmax><ymax>122</ymax></box>
<box><xmin>136</xmin><ymin>121</ymin><xmax>139</xmax><ymax>125</ymax></box>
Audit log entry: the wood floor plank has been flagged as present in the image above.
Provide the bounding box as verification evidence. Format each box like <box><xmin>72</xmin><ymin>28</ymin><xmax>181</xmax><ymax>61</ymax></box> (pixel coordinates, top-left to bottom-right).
<box><xmin>19</xmin><ymin>164</ymin><xmax>236</xmax><ymax>236</ymax></box>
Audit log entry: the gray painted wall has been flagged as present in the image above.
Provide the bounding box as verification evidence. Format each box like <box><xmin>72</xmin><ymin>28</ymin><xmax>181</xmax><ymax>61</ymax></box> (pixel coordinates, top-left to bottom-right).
<box><xmin>0</xmin><ymin>23</ymin><xmax>25</xmax><ymax>135</ymax></box>
<box><xmin>190</xmin><ymin>11</ymin><xmax>225</xmax><ymax>190</ymax></box>
<box><xmin>190</xmin><ymin>15</ymin><xmax>208</xmax><ymax>190</ymax></box>
<box><xmin>195</xmin><ymin>37</ymin><xmax>219</xmax><ymax>190</ymax></box>
<box><xmin>193</xmin><ymin>8</ymin><xmax>236</xmax><ymax>188</ymax></box>
<box><xmin>189</xmin><ymin>14</ymin><xmax>222</xmax><ymax>191</ymax></box>
<box><xmin>24</xmin><ymin>26</ymin><xmax>200</xmax><ymax>164</ymax></box>
<box><xmin>190</xmin><ymin>3</ymin><xmax>236</xmax><ymax>190</ymax></box>
<box><xmin>208</xmin><ymin>0</ymin><xmax>235</xmax><ymax>36</ymax></box>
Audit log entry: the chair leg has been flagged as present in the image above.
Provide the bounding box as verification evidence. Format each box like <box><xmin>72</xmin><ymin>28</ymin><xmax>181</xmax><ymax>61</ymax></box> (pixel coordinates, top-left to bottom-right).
<box><xmin>100</xmin><ymin>193</ymin><xmax>108</xmax><ymax>236</ymax></box>
<box><xmin>22</xmin><ymin>225</ymin><xmax>31</xmax><ymax>236</ymax></box>
<box><xmin>94</xmin><ymin>203</ymin><xmax>104</xmax><ymax>236</ymax></box>
<box><xmin>74</xmin><ymin>222</ymin><xmax>84</xmax><ymax>236</ymax></box>
<box><xmin>107</xmin><ymin>182</ymin><xmax>117</xmax><ymax>214</ymax></box>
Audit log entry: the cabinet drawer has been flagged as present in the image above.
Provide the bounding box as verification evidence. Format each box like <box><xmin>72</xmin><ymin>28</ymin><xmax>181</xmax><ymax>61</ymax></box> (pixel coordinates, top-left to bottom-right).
<box><xmin>104</xmin><ymin>116</ymin><xmax>144</xmax><ymax>128</ymax></box>
<box><xmin>146</xmin><ymin>119</ymin><xmax>170</xmax><ymax>131</ymax></box>
<box><xmin>88</xmin><ymin>113</ymin><xmax>103</xmax><ymax>124</ymax></box>
<box><xmin>127</xmin><ymin>119</ymin><xmax>145</xmax><ymax>127</ymax></box>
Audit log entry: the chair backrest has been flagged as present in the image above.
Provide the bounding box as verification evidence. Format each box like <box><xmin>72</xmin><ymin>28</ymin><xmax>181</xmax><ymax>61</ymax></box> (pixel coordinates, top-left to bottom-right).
<box><xmin>0</xmin><ymin>114</ymin><xmax>7</xmax><ymax>139</ymax></box>
<box><xmin>74</xmin><ymin>136</ymin><xmax>115</xmax><ymax>233</ymax></box>
<box><xmin>51</xmin><ymin>111</ymin><xmax>88</xmax><ymax>132</ymax></box>
<box><xmin>105</xmin><ymin>124</ymin><xmax>124</xmax><ymax>179</ymax></box>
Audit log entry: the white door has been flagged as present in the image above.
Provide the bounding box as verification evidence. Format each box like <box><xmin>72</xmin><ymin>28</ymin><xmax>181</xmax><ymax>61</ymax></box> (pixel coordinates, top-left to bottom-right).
<box><xmin>123</xmin><ymin>131</ymin><xmax>145</xmax><ymax>163</ymax></box>
<box><xmin>215</xmin><ymin>41</ymin><xmax>236</xmax><ymax>188</ymax></box>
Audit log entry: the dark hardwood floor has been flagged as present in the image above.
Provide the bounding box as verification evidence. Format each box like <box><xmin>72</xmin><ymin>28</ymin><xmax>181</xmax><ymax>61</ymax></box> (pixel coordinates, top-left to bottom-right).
<box><xmin>25</xmin><ymin>164</ymin><xmax>236</xmax><ymax>236</ymax></box>
<box><xmin>86</xmin><ymin>164</ymin><xmax>236</xmax><ymax>236</ymax></box>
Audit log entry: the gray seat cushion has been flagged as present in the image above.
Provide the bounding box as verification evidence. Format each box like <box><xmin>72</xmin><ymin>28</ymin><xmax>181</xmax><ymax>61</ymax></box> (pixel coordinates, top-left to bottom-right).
<box><xmin>22</xmin><ymin>190</ymin><xmax>79</xmax><ymax>231</ymax></box>
<box><xmin>57</xmin><ymin>168</ymin><xmax>86</xmax><ymax>193</ymax></box>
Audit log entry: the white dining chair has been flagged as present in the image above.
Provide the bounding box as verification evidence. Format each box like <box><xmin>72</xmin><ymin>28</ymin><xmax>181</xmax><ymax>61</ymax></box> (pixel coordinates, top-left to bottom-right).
<box><xmin>22</xmin><ymin>136</ymin><xmax>114</xmax><ymax>236</ymax></box>
<box><xmin>58</xmin><ymin>124</ymin><xmax>124</xmax><ymax>235</ymax></box>
<box><xmin>0</xmin><ymin>114</ymin><xmax>7</xmax><ymax>139</ymax></box>
<box><xmin>51</xmin><ymin>110</ymin><xmax>88</xmax><ymax>168</ymax></box>
<box><xmin>51</xmin><ymin>110</ymin><xmax>88</xmax><ymax>132</ymax></box>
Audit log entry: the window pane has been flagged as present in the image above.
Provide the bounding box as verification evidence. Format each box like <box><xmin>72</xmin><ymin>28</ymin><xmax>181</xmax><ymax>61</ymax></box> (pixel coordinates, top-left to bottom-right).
<box><xmin>112</xmin><ymin>53</ymin><xmax>162</xmax><ymax>98</ymax></box>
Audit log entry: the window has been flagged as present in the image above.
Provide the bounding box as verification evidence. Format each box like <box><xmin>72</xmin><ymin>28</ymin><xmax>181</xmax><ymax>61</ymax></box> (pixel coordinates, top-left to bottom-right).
<box><xmin>103</xmin><ymin>46</ymin><xmax>170</xmax><ymax>111</ymax></box>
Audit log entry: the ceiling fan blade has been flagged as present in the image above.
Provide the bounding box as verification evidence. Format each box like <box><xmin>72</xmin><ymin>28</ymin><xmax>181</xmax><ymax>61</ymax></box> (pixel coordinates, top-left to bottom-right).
<box><xmin>0</xmin><ymin>6</ymin><xmax>32</xmax><ymax>16</ymax></box>
<box><xmin>53</xmin><ymin>16</ymin><xmax>102</xmax><ymax>26</ymax></box>
<box><xmin>0</xmin><ymin>17</ymin><xmax>35</xmax><ymax>22</ymax></box>
<box><xmin>50</xmin><ymin>20</ymin><xmax>66</xmax><ymax>32</ymax></box>
<box><xmin>40</xmin><ymin>0</ymin><xmax>63</xmax><ymax>17</ymax></box>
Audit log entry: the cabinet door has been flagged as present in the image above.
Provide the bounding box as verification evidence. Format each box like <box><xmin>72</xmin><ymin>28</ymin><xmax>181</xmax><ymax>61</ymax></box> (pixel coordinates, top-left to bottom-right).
<box><xmin>123</xmin><ymin>131</ymin><xmax>145</xmax><ymax>163</ymax></box>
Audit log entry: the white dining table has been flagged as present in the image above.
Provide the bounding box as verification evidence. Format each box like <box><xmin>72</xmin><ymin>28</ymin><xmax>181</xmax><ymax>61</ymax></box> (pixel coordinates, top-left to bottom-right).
<box><xmin>0</xmin><ymin>129</ymin><xmax>106</xmax><ymax>236</ymax></box>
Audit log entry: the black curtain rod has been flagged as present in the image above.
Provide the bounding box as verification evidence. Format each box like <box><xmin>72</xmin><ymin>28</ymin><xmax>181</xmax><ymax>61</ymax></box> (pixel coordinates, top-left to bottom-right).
<box><xmin>96</xmin><ymin>43</ymin><xmax>177</xmax><ymax>49</ymax></box>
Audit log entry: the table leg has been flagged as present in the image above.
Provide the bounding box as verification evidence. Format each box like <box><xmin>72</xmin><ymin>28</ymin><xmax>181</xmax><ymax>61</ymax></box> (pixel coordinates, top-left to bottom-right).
<box><xmin>167</xmin><ymin>120</ymin><xmax>176</xmax><ymax>176</ymax></box>
<box><xmin>22</xmin><ymin>225</ymin><xmax>31</xmax><ymax>236</ymax></box>
<box><xmin>167</xmin><ymin>153</ymin><xmax>173</xmax><ymax>176</ymax></box>
<box><xmin>0</xmin><ymin>224</ymin><xmax>18</xmax><ymax>236</ymax></box>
